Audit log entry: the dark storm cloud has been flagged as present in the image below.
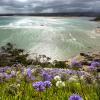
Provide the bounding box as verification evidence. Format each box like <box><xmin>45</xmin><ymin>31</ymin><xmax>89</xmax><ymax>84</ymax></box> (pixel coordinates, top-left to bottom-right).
<box><xmin>0</xmin><ymin>0</ymin><xmax>100</xmax><ymax>13</ymax></box>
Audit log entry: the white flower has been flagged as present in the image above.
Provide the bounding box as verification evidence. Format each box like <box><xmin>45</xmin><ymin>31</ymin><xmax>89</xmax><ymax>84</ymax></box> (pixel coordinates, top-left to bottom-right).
<box><xmin>11</xmin><ymin>71</ymin><xmax>16</xmax><ymax>76</ymax></box>
<box><xmin>16</xmin><ymin>71</ymin><xmax>20</xmax><ymax>75</ymax></box>
<box><xmin>17</xmin><ymin>84</ymin><xmax>20</xmax><ymax>87</ymax></box>
<box><xmin>0</xmin><ymin>73</ymin><xmax>3</xmax><ymax>78</ymax></box>
<box><xmin>80</xmin><ymin>75</ymin><xmax>84</xmax><ymax>80</ymax></box>
<box><xmin>54</xmin><ymin>76</ymin><xmax>61</xmax><ymax>81</ymax></box>
<box><xmin>31</xmin><ymin>69</ymin><xmax>35</xmax><ymax>73</ymax></box>
<box><xmin>23</xmin><ymin>69</ymin><xmax>27</xmax><ymax>75</ymax></box>
<box><xmin>56</xmin><ymin>81</ymin><xmax>65</xmax><ymax>88</ymax></box>
<box><xmin>69</xmin><ymin>75</ymin><xmax>78</xmax><ymax>82</ymax></box>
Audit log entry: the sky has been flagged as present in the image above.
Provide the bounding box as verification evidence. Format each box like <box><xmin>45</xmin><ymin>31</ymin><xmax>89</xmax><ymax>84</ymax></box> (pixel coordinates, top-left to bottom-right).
<box><xmin>0</xmin><ymin>0</ymin><xmax>100</xmax><ymax>14</ymax></box>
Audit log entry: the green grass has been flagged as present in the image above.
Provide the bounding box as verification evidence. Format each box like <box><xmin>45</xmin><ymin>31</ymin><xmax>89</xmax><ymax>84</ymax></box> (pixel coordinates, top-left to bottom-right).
<box><xmin>0</xmin><ymin>79</ymin><xmax>99</xmax><ymax>100</ymax></box>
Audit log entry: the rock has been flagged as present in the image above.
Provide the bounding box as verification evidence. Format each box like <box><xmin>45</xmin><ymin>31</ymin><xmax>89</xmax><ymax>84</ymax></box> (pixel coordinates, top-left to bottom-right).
<box><xmin>97</xmin><ymin>68</ymin><xmax>100</xmax><ymax>72</ymax></box>
<box><xmin>73</xmin><ymin>55</ymin><xmax>85</xmax><ymax>62</ymax></box>
<box><xmin>80</xmin><ymin>60</ymin><xmax>90</xmax><ymax>66</ymax></box>
<box><xmin>80</xmin><ymin>53</ymin><xmax>87</xmax><ymax>56</ymax></box>
<box><xmin>94</xmin><ymin>59</ymin><xmax>100</xmax><ymax>62</ymax></box>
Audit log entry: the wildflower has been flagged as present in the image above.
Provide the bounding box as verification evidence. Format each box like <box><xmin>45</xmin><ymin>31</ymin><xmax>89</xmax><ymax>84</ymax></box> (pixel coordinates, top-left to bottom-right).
<box><xmin>69</xmin><ymin>76</ymin><xmax>78</xmax><ymax>82</ymax></box>
<box><xmin>54</xmin><ymin>76</ymin><xmax>61</xmax><ymax>81</ymax></box>
<box><xmin>71</xmin><ymin>60</ymin><xmax>82</xmax><ymax>68</ymax></box>
<box><xmin>16</xmin><ymin>71</ymin><xmax>20</xmax><ymax>76</ymax></box>
<box><xmin>17</xmin><ymin>84</ymin><xmax>20</xmax><ymax>87</ymax></box>
<box><xmin>22</xmin><ymin>68</ymin><xmax>27</xmax><ymax>75</ymax></box>
<box><xmin>30</xmin><ymin>76</ymin><xmax>35</xmax><ymax>81</ymax></box>
<box><xmin>3</xmin><ymin>73</ymin><xmax>12</xmax><ymax>79</ymax></box>
<box><xmin>89</xmin><ymin>65</ymin><xmax>96</xmax><ymax>70</ymax></box>
<box><xmin>89</xmin><ymin>61</ymin><xmax>100</xmax><ymax>70</ymax></box>
<box><xmin>31</xmin><ymin>69</ymin><xmax>35</xmax><ymax>73</ymax></box>
<box><xmin>11</xmin><ymin>71</ymin><xmax>16</xmax><ymax>76</ymax></box>
<box><xmin>0</xmin><ymin>73</ymin><xmax>4</xmax><ymax>78</ymax></box>
<box><xmin>69</xmin><ymin>94</ymin><xmax>83</xmax><ymax>100</ymax></box>
<box><xmin>56</xmin><ymin>81</ymin><xmax>65</xmax><ymax>88</ymax></box>
<box><xmin>23</xmin><ymin>68</ymin><xmax>35</xmax><ymax>81</ymax></box>
<box><xmin>5</xmin><ymin>74</ymin><xmax>12</xmax><ymax>79</ymax></box>
<box><xmin>66</xmin><ymin>70</ymin><xmax>73</xmax><ymax>75</ymax></box>
<box><xmin>80</xmin><ymin>75</ymin><xmax>84</xmax><ymax>80</ymax></box>
<box><xmin>27</xmin><ymin>68</ymin><xmax>32</xmax><ymax>77</ymax></box>
<box><xmin>33</xmin><ymin>81</ymin><xmax>45</xmax><ymax>92</ymax></box>
<box><xmin>44</xmin><ymin>81</ymin><xmax>52</xmax><ymax>88</ymax></box>
<box><xmin>91</xmin><ymin>61</ymin><xmax>100</xmax><ymax>67</ymax></box>
<box><xmin>42</xmin><ymin>72</ymin><xmax>53</xmax><ymax>81</ymax></box>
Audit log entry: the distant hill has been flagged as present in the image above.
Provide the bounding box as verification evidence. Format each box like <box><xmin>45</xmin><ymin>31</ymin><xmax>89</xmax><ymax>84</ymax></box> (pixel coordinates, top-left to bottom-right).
<box><xmin>93</xmin><ymin>16</ymin><xmax>100</xmax><ymax>21</ymax></box>
<box><xmin>0</xmin><ymin>12</ymin><xmax>100</xmax><ymax>17</ymax></box>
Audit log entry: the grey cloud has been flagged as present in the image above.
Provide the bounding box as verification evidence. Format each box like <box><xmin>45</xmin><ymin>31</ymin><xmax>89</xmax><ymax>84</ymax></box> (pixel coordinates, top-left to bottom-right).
<box><xmin>0</xmin><ymin>0</ymin><xmax>100</xmax><ymax>13</ymax></box>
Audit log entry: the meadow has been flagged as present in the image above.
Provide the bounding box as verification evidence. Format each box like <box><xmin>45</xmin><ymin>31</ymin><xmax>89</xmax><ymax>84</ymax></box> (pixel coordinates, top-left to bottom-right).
<box><xmin>0</xmin><ymin>62</ymin><xmax>100</xmax><ymax>100</ymax></box>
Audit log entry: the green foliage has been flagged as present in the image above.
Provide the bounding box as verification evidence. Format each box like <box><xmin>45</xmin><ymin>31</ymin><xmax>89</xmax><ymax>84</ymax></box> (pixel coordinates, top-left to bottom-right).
<box><xmin>4</xmin><ymin>84</ymin><xmax>18</xmax><ymax>96</ymax></box>
<box><xmin>0</xmin><ymin>43</ymin><xmax>30</xmax><ymax>66</ymax></box>
<box><xmin>0</xmin><ymin>80</ymin><xmax>99</xmax><ymax>100</ymax></box>
<box><xmin>53</xmin><ymin>60</ymin><xmax>67</xmax><ymax>68</ymax></box>
<box><xmin>94</xmin><ymin>16</ymin><xmax>100</xmax><ymax>21</ymax></box>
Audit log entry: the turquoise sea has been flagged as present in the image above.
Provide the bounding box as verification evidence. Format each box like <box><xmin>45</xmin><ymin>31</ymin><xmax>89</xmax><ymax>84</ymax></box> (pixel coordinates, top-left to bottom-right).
<box><xmin>0</xmin><ymin>16</ymin><xmax>100</xmax><ymax>60</ymax></box>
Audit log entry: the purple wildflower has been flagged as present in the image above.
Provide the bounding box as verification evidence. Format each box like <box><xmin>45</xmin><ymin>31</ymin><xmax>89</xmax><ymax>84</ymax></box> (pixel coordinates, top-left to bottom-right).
<box><xmin>3</xmin><ymin>73</ymin><xmax>12</xmax><ymax>79</ymax></box>
<box><xmin>11</xmin><ymin>71</ymin><xmax>16</xmax><ymax>76</ymax></box>
<box><xmin>33</xmin><ymin>81</ymin><xmax>45</xmax><ymax>92</ymax></box>
<box><xmin>0</xmin><ymin>66</ymin><xmax>10</xmax><ymax>73</ymax></box>
<box><xmin>91</xmin><ymin>61</ymin><xmax>100</xmax><ymax>67</ymax></box>
<box><xmin>69</xmin><ymin>94</ymin><xmax>83</xmax><ymax>100</ymax></box>
<box><xmin>42</xmin><ymin>72</ymin><xmax>53</xmax><ymax>81</ymax></box>
<box><xmin>30</xmin><ymin>76</ymin><xmax>35</xmax><ymax>81</ymax></box>
<box><xmin>66</xmin><ymin>70</ymin><xmax>73</xmax><ymax>75</ymax></box>
<box><xmin>27</xmin><ymin>68</ymin><xmax>32</xmax><ymax>77</ymax></box>
<box><xmin>71</xmin><ymin>60</ymin><xmax>82</xmax><ymax>68</ymax></box>
<box><xmin>89</xmin><ymin>65</ymin><xmax>96</xmax><ymax>70</ymax></box>
<box><xmin>44</xmin><ymin>81</ymin><xmax>52</xmax><ymax>88</ymax></box>
<box><xmin>89</xmin><ymin>61</ymin><xmax>100</xmax><ymax>70</ymax></box>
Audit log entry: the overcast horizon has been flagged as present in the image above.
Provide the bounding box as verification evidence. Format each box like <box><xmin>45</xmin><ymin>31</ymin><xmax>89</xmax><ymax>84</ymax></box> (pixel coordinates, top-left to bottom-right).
<box><xmin>0</xmin><ymin>0</ymin><xmax>100</xmax><ymax>14</ymax></box>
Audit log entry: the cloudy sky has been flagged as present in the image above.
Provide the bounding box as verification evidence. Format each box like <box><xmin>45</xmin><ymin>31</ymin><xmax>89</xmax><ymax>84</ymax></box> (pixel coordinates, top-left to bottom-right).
<box><xmin>0</xmin><ymin>0</ymin><xmax>100</xmax><ymax>13</ymax></box>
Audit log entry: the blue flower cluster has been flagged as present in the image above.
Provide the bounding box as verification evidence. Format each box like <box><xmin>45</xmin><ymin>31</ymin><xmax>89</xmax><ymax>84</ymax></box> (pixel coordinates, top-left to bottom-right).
<box><xmin>33</xmin><ymin>81</ymin><xmax>52</xmax><ymax>92</ymax></box>
<box><xmin>42</xmin><ymin>72</ymin><xmax>53</xmax><ymax>81</ymax></box>
<box><xmin>89</xmin><ymin>61</ymin><xmax>100</xmax><ymax>70</ymax></box>
<box><xmin>71</xmin><ymin>60</ymin><xmax>82</xmax><ymax>68</ymax></box>
<box><xmin>69</xmin><ymin>94</ymin><xmax>83</xmax><ymax>100</ymax></box>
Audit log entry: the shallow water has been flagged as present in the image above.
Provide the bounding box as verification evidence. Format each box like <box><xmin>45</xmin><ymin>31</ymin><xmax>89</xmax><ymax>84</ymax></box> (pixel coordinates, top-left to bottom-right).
<box><xmin>0</xmin><ymin>16</ymin><xmax>100</xmax><ymax>60</ymax></box>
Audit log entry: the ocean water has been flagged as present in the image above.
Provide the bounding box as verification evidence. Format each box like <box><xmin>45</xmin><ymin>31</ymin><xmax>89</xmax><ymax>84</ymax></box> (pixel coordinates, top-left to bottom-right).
<box><xmin>0</xmin><ymin>16</ymin><xmax>100</xmax><ymax>60</ymax></box>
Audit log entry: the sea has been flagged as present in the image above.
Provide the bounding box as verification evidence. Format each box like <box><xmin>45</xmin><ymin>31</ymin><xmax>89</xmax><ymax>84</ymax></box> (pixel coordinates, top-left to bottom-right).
<box><xmin>0</xmin><ymin>16</ymin><xmax>100</xmax><ymax>60</ymax></box>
